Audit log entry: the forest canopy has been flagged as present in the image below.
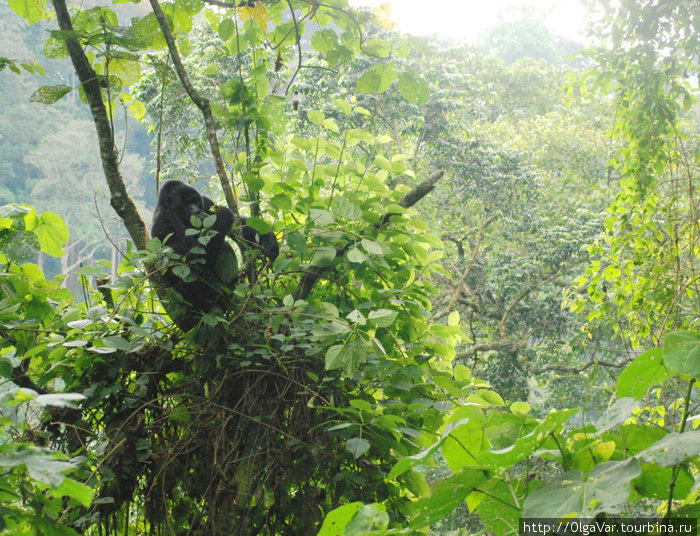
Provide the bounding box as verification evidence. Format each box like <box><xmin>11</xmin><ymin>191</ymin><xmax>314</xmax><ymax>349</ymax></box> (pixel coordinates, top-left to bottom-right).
<box><xmin>0</xmin><ymin>0</ymin><xmax>698</xmax><ymax>535</ymax></box>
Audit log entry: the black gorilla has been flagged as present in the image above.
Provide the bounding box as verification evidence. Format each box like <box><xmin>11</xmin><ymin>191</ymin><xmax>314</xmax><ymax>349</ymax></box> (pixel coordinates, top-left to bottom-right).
<box><xmin>151</xmin><ymin>180</ymin><xmax>279</xmax><ymax>312</ymax></box>
<box><xmin>198</xmin><ymin>197</ymin><xmax>279</xmax><ymax>265</ymax></box>
<box><xmin>151</xmin><ymin>180</ymin><xmax>236</xmax><ymax>312</ymax></box>
<box><xmin>240</xmin><ymin>217</ymin><xmax>280</xmax><ymax>264</ymax></box>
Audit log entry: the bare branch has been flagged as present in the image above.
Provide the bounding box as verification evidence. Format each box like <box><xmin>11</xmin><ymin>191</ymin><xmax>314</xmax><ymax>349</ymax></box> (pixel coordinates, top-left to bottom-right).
<box><xmin>531</xmin><ymin>358</ymin><xmax>630</xmax><ymax>375</ymax></box>
<box><xmin>434</xmin><ymin>213</ymin><xmax>497</xmax><ymax>321</ymax></box>
<box><xmin>380</xmin><ymin>169</ymin><xmax>445</xmax><ymax>225</ymax></box>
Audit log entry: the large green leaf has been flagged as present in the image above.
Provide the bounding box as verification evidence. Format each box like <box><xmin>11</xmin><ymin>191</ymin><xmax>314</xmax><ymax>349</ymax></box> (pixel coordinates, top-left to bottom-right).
<box><xmin>9</xmin><ymin>0</ymin><xmax>48</xmax><ymax>24</ymax></box>
<box><xmin>633</xmin><ymin>463</ymin><xmax>693</xmax><ymax>499</ymax></box>
<box><xmin>388</xmin><ymin>417</ymin><xmax>472</xmax><ymax>479</ymax></box>
<box><xmin>408</xmin><ymin>467</ymin><xmax>488</xmax><ymax>528</ymax></box>
<box><xmin>637</xmin><ymin>431</ymin><xmax>700</xmax><ymax>467</ymax></box>
<box><xmin>30</xmin><ymin>211</ymin><xmax>69</xmax><ymax>257</ymax></box>
<box><xmin>442</xmin><ymin>406</ymin><xmax>486</xmax><ymax>471</ymax></box>
<box><xmin>317</xmin><ymin>502</ymin><xmax>363</xmax><ymax>536</ymax></box>
<box><xmin>30</xmin><ymin>85</ymin><xmax>73</xmax><ymax>104</ymax></box>
<box><xmin>523</xmin><ymin>458</ymin><xmax>641</xmax><ymax>517</ymax></box>
<box><xmin>616</xmin><ymin>348</ymin><xmax>669</xmax><ymax>399</ymax></box>
<box><xmin>594</xmin><ymin>397</ymin><xmax>638</xmax><ymax>434</ymax></box>
<box><xmin>345</xmin><ymin>504</ymin><xmax>389</xmax><ymax>535</ymax></box>
<box><xmin>477</xmin><ymin>409</ymin><xmax>578</xmax><ymax>468</ymax></box>
<box><xmin>663</xmin><ymin>332</ymin><xmax>700</xmax><ymax>379</ymax></box>
<box><xmin>397</xmin><ymin>71</ymin><xmax>430</xmax><ymax>104</ymax></box>
<box><xmin>356</xmin><ymin>63</ymin><xmax>396</xmax><ymax>94</ymax></box>
<box><xmin>0</xmin><ymin>448</ymin><xmax>77</xmax><ymax>487</ymax></box>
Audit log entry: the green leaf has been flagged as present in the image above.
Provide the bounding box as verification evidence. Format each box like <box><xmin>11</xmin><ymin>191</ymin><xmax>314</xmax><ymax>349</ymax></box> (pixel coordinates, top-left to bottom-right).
<box><xmin>334</xmin><ymin>97</ymin><xmax>351</xmax><ymax>115</ymax></box>
<box><xmin>373</xmin><ymin>154</ymin><xmax>391</xmax><ymax>170</ymax></box>
<box><xmin>442</xmin><ymin>406</ymin><xmax>485</xmax><ymax>471</ymax></box>
<box><xmin>616</xmin><ymin>348</ymin><xmax>668</xmax><ymax>399</ymax></box>
<box><xmin>307</xmin><ymin>109</ymin><xmax>325</xmax><ymax>125</ymax></box>
<box><xmin>454</xmin><ymin>364</ymin><xmax>471</xmax><ymax>382</ymax></box>
<box><xmin>361</xmin><ymin>238</ymin><xmax>383</xmax><ymax>255</ymax></box>
<box><xmin>633</xmin><ymin>463</ymin><xmax>693</xmax><ymax>499</ymax></box>
<box><xmin>172</xmin><ymin>264</ymin><xmax>191</xmax><ymax>279</ymax></box>
<box><xmin>0</xmin><ymin>448</ymin><xmax>77</xmax><ymax>486</ymax></box>
<box><xmin>102</xmin><ymin>335</ymin><xmax>141</xmax><ymax>352</ymax></box>
<box><xmin>594</xmin><ymin>397</ymin><xmax>638</xmax><ymax>434</ymax></box>
<box><xmin>243</xmin><ymin>216</ymin><xmax>271</xmax><ymax>234</ymax></box>
<box><xmin>448</xmin><ymin>311</ymin><xmax>460</xmax><ymax>326</ymax></box>
<box><xmin>218</xmin><ymin>17</ymin><xmax>235</xmax><ymax>41</ymax></box>
<box><xmin>347</xmin><ymin>247</ymin><xmax>366</xmax><ymax>264</ymax></box>
<box><xmin>349</xmin><ymin>399</ymin><xmax>371</xmax><ymax>411</ymax></box>
<box><xmin>346</xmin><ymin>437</ymin><xmax>370</xmax><ymax>459</ymax></box>
<box><xmin>330</xmin><ymin>196</ymin><xmax>362</xmax><ymax>221</ymax></box>
<box><xmin>310</xmin><ymin>28</ymin><xmax>337</xmax><ymax>54</ymax></box>
<box><xmin>389</xmin><ymin>418</ymin><xmax>471</xmax><ymax>480</ymax></box>
<box><xmin>30</xmin><ymin>85</ymin><xmax>72</xmax><ymax>104</ymax></box>
<box><xmin>523</xmin><ymin>458</ymin><xmax>641</xmax><ymax>517</ymax></box>
<box><xmin>50</xmin><ymin>477</ymin><xmax>94</xmax><ymax>507</ymax></box>
<box><xmin>510</xmin><ymin>401</ymin><xmax>531</xmax><ymax>415</ymax></box>
<box><xmin>317</xmin><ymin>502</ymin><xmax>363</xmax><ymax>536</ymax></box>
<box><xmin>663</xmin><ymin>331</ymin><xmax>700</xmax><ymax>379</ymax></box>
<box><xmin>408</xmin><ymin>467</ymin><xmax>487</xmax><ymax>528</ymax></box>
<box><xmin>34</xmin><ymin>393</ymin><xmax>85</xmax><ymax>408</ymax></box>
<box><xmin>9</xmin><ymin>0</ymin><xmax>48</xmax><ymax>24</ymax></box>
<box><xmin>478</xmin><ymin>409</ymin><xmax>578</xmax><ymax>468</ymax></box>
<box><xmin>242</xmin><ymin>171</ymin><xmax>264</xmax><ymax>191</ymax></box>
<box><xmin>309</xmin><ymin>208</ymin><xmax>334</xmax><ymax>226</ymax></box>
<box><xmin>345</xmin><ymin>504</ymin><xmax>389</xmax><ymax>535</ymax></box>
<box><xmin>31</xmin><ymin>211</ymin><xmax>69</xmax><ymax>257</ymax></box>
<box><xmin>311</xmin><ymin>246</ymin><xmax>337</xmax><ymax>267</ymax></box>
<box><xmin>637</xmin><ymin>431</ymin><xmax>700</xmax><ymax>466</ymax></box>
<box><xmin>325</xmin><ymin>344</ymin><xmax>346</xmax><ymax>370</ymax></box>
<box><xmin>346</xmin><ymin>309</ymin><xmax>366</xmax><ymax>325</ymax></box>
<box><xmin>322</xmin><ymin>118</ymin><xmax>339</xmax><ymax>132</ymax></box>
<box><xmin>477</xmin><ymin>390</ymin><xmax>505</xmax><ymax>407</ymax></box>
<box><xmin>270</xmin><ymin>193</ymin><xmax>292</xmax><ymax>211</ymax></box>
<box><xmin>397</xmin><ymin>71</ymin><xmax>430</xmax><ymax>104</ymax></box>
<box><xmin>356</xmin><ymin>63</ymin><xmax>396</xmax><ymax>94</ymax></box>
<box><xmin>368</xmin><ymin>309</ymin><xmax>397</xmax><ymax>328</ymax></box>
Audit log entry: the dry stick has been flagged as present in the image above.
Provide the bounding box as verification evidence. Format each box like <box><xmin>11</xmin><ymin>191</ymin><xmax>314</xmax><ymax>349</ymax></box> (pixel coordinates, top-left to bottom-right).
<box><xmin>51</xmin><ymin>0</ymin><xmax>147</xmax><ymax>249</ymax></box>
<box><xmin>294</xmin><ymin>169</ymin><xmax>446</xmax><ymax>300</ymax></box>
<box><xmin>148</xmin><ymin>0</ymin><xmax>240</xmax><ymax>221</ymax></box>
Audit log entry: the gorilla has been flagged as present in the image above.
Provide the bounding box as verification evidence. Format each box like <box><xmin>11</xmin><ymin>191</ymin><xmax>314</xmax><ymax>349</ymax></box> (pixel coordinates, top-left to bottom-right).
<box><xmin>200</xmin><ymin>197</ymin><xmax>279</xmax><ymax>265</ymax></box>
<box><xmin>151</xmin><ymin>180</ymin><xmax>236</xmax><ymax>312</ymax></box>
<box><xmin>151</xmin><ymin>180</ymin><xmax>278</xmax><ymax>312</ymax></box>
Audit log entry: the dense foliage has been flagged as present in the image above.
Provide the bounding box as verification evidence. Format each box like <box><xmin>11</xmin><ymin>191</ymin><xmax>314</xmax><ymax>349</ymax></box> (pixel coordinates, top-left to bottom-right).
<box><xmin>1</xmin><ymin>0</ymin><xmax>698</xmax><ymax>535</ymax></box>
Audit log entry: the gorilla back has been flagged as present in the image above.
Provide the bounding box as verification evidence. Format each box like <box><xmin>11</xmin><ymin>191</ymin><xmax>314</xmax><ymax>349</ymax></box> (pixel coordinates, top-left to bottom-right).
<box><xmin>151</xmin><ymin>180</ymin><xmax>236</xmax><ymax>313</ymax></box>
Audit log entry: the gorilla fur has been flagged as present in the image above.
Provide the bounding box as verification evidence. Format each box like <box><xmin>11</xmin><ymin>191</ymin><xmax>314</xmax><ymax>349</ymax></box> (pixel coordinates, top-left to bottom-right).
<box><xmin>151</xmin><ymin>180</ymin><xmax>236</xmax><ymax>312</ymax></box>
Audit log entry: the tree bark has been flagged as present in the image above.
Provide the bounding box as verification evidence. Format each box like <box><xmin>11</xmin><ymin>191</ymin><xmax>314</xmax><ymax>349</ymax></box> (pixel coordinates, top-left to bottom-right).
<box><xmin>51</xmin><ymin>0</ymin><xmax>147</xmax><ymax>249</ymax></box>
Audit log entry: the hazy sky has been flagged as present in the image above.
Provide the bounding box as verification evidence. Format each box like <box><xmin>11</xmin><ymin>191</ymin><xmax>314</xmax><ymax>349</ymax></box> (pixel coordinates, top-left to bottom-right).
<box><xmin>349</xmin><ymin>0</ymin><xmax>590</xmax><ymax>44</ymax></box>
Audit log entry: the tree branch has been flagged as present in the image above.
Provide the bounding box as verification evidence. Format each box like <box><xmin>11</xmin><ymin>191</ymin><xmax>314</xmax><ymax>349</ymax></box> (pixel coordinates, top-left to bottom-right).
<box><xmin>380</xmin><ymin>170</ymin><xmax>445</xmax><ymax>226</ymax></box>
<box><xmin>148</xmin><ymin>0</ymin><xmax>240</xmax><ymax>221</ymax></box>
<box><xmin>434</xmin><ymin>213</ymin><xmax>497</xmax><ymax>321</ymax></box>
<box><xmin>51</xmin><ymin>0</ymin><xmax>147</xmax><ymax>249</ymax></box>
<box><xmin>531</xmin><ymin>358</ymin><xmax>630</xmax><ymax>375</ymax></box>
<box><xmin>455</xmin><ymin>339</ymin><xmax>522</xmax><ymax>359</ymax></box>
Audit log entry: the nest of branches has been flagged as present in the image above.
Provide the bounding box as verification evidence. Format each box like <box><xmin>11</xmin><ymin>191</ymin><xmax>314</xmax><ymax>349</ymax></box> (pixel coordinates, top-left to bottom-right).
<box><xmin>58</xmin><ymin>314</ymin><xmax>389</xmax><ymax>536</ymax></box>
